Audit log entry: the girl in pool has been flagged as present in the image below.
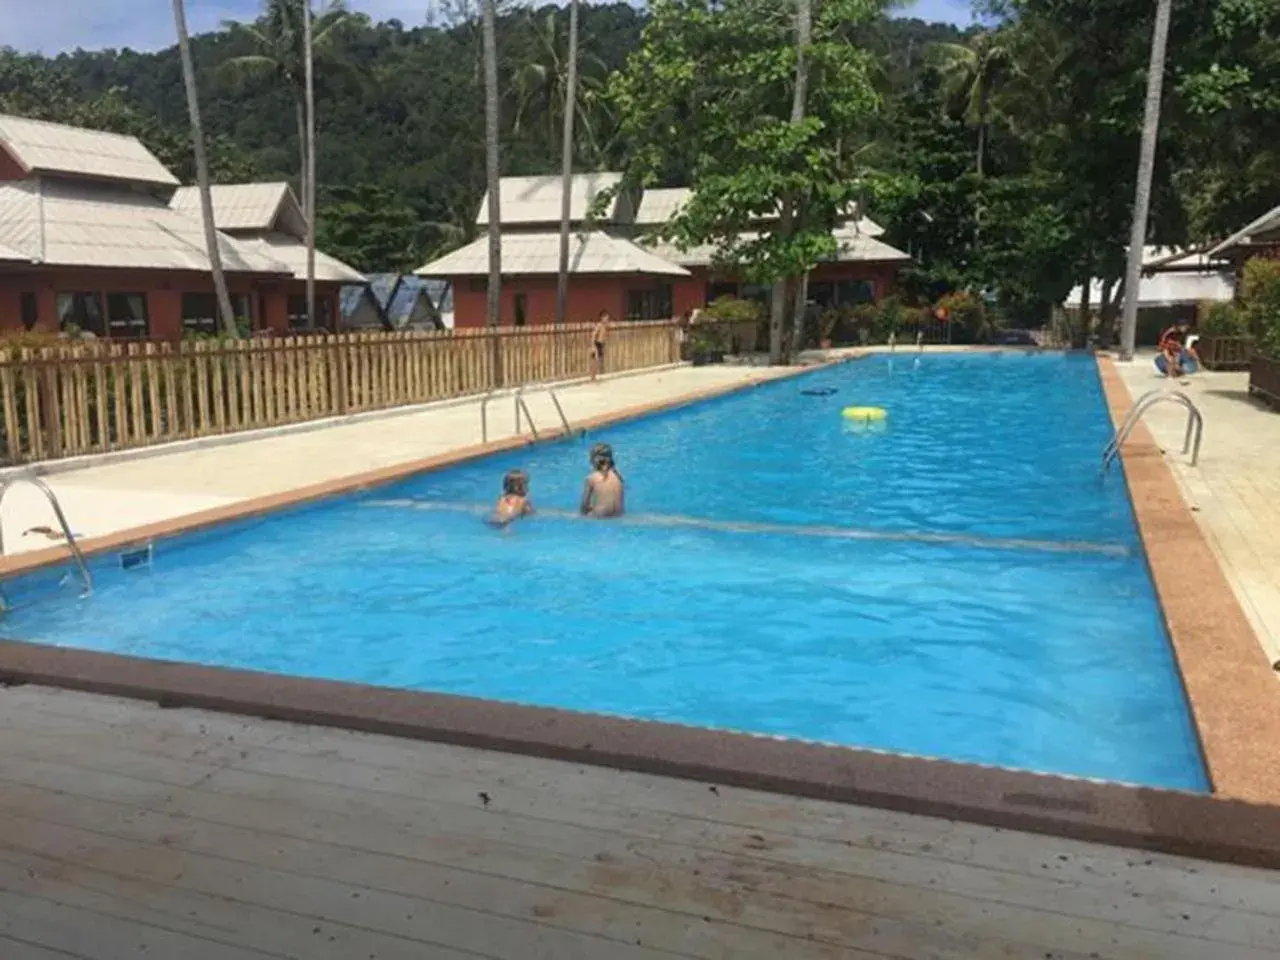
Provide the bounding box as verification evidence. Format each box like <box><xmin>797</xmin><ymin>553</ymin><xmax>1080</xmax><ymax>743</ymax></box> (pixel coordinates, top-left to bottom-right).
<box><xmin>580</xmin><ymin>444</ymin><xmax>625</xmax><ymax>518</ymax></box>
<box><xmin>490</xmin><ymin>469</ymin><xmax>535</xmax><ymax>527</ymax></box>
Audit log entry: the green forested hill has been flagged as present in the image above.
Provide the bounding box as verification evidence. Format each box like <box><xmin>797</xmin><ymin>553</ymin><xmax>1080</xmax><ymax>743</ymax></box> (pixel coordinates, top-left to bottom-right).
<box><xmin>0</xmin><ymin>6</ymin><xmax>966</xmax><ymax>274</ymax></box>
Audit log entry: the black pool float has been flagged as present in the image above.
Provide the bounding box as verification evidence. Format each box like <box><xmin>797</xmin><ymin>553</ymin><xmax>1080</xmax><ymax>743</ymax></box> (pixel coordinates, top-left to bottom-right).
<box><xmin>801</xmin><ymin>387</ymin><xmax>838</xmax><ymax>397</ymax></box>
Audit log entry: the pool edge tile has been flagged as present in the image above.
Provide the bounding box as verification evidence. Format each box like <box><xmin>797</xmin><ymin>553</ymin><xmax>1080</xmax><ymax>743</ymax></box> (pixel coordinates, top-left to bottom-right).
<box><xmin>1096</xmin><ymin>354</ymin><xmax>1280</xmax><ymax>804</ymax></box>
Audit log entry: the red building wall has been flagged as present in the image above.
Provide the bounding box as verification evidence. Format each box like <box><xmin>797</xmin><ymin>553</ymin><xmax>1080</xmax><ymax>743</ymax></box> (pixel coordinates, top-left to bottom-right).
<box><xmin>451</xmin><ymin>274</ymin><xmax>661</xmax><ymax>328</ymax></box>
<box><xmin>0</xmin><ymin>268</ymin><xmax>342</xmax><ymax>338</ymax></box>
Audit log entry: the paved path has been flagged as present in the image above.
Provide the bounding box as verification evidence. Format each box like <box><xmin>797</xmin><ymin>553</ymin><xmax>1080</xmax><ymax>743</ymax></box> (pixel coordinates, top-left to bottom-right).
<box><xmin>3</xmin><ymin>685</ymin><xmax>1278</xmax><ymax>960</ymax></box>
<box><xmin>1114</xmin><ymin>358</ymin><xmax>1280</xmax><ymax>668</ymax></box>
<box><xmin>1</xmin><ymin>365</ymin><xmax>789</xmax><ymax>554</ymax></box>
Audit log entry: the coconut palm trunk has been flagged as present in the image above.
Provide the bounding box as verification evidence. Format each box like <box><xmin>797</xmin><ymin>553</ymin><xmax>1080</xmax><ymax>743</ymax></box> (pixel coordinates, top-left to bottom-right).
<box><xmin>555</xmin><ymin>0</ymin><xmax>580</xmax><ymax>332</ymax></box>
<box><xmin>303</xmin><ymin>0</ymin><xmax>318</xmax><ymax>331</ymax></box>
<box><xmin>776</xmin><ymin>0</ymin><xmax>812</xmax><ymax>364</ymax></box>
<box><xmin>173</xmin><ymin>0</ymin><xmax>237</xmax><ymax>338</ymax></box>
<box><xmin>1119</xmin><ymin>0</ymin><xmax>1174</xmax><ymax>361</ymax></box>
<box><xmin>481</xmin><ymin>0</ymin><xmax>503</xmax><ymax>383</ymax></box>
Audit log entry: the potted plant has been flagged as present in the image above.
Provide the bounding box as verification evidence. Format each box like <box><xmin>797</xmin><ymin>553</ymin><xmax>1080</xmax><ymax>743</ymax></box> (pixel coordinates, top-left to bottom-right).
<box><xmin>689</xmin><ymin>324</ymin><xmax>727</xmax><ymax>366</ymax></box>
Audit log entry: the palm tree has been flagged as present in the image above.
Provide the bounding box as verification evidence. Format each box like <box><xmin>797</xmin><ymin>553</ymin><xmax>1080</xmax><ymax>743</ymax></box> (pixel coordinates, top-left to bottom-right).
<box><xmin>555</xmin><ymin>0</ymin><xmax>581</xmax><ymax>329</ymax></box>
<box><xmin>511</xmin><ymin>8</ymin><xmax>609</xmax><ymax>161</ymax></box>
<box><xmin>785</xmin><ymin>0</ymin><xmax>813</xmax><ymax>362</ymax></box>
<box><xmin>482</xmin><ymin>0</ymin><xmax>502</xmax><ymax>338</ymax></box>
<box><xmin>931</xmin><ymin>31</ymin><xmax>1011</xmax><ymax>179</ymax></box>
<box><xmin>1119</xmin><ymin>0</ymin><xmax>1175</xmax><ymax>361</ymax></box>
<box><xmin>173</xmin><ymin>0</ymin><xmax>237</xmax><ymax>338</ymax></box>
<box><xmin>222</xmin><ymin>1</ymin><xmax>349</xmax><ymax>251</ymax></box>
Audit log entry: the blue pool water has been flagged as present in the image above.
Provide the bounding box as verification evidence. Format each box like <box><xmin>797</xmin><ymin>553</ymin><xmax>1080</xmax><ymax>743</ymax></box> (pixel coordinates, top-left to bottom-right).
<box><xmin>3</xmin><ymin>353</ymin><xmax>1208</xmax><ymax>790</ymax></box>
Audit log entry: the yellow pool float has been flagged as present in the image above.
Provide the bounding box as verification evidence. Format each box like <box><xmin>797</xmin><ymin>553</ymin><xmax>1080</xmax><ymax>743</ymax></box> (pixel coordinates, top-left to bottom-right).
<box><xmin>841</xmin><ymin>406</ymin><xmax>887</xmax><ymax>422</ymax></box>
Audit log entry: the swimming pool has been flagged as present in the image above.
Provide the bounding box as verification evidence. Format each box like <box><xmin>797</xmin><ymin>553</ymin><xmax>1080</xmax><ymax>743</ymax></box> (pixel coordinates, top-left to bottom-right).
<box><xmin>2</xmin><ymin>353</ymin><xmax>1208</xmax><ymax>791</ymax></box>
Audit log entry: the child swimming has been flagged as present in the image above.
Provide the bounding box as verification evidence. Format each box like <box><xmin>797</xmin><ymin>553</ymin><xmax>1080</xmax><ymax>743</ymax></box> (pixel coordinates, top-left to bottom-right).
<box><xmin>580</xmin><ymin>443</ymin><xmax>624</xmax><ymax>518</ymax></box>
<box><xmin>490</xmin><ymin>469</ymin><xmax>534</xmax><ymax>527</ymax></box>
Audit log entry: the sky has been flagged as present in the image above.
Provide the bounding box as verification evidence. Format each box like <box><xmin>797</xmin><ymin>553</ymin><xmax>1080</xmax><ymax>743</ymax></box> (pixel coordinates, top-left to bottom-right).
<box><xmin>0</xmin><ymin>0</ymin><xmax>977</xmax><ymax>55</ymax></box>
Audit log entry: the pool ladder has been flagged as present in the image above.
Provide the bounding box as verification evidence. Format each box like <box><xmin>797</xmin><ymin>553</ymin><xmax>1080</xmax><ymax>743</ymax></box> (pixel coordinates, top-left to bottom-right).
<box><xmin>481</xmin><ymin>386</ymin><xmax>575</xmax><ymax>444</ymax></box>
<box><xmin>0</xmin><ymin>474</ymin><xmax>93</xmax><ymax>609</ymax></box>
<box><xmin>1103</xmin><ymin>388</ymin><xmax>1204</xmax><ymax>470</ymax></box>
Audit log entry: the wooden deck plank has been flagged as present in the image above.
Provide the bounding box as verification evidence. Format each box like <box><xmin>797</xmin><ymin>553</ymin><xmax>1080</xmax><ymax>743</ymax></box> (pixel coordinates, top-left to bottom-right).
<box><xmin>0</xmin><ymin>889</ymin><xmax>280</xmax><ymax>960</ymax></box>
<box><xmin>2</xmin><ymin>687</ymin><xmax>1278</xmax><ymax>960</ymax></box>
<box><xmin>13</xmin><ymin>688</ymin><xmax>1275</xmax><ymax>913</ymax></box>
<box><xmin>0</xmin><ymin>748</ymin><xmax>1270</xmax><ymax>959</ymax></box>
<box><xmin>3</xmin><ymin>712</ymin><xmax>1279</xmax><ymax>954</ymax></box>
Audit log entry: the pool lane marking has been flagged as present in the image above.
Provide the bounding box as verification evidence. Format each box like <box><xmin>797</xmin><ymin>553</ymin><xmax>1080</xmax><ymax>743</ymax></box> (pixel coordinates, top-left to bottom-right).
<box><xmin>361</xmin><ymin>499</ymin><xmax>1132</xmax><ymax>558</ymax></box>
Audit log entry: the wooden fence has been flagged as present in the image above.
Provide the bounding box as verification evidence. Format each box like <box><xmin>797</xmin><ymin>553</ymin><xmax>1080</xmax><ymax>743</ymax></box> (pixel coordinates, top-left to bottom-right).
<box><xmin>1249</xmin><ymin>353</ymin><xmax>1280</xmax><ymax>409</ymax></box>
<box><xmin>0</xmin><ymin>322</ymin><xmax>680</xmax><ymax>465</ymax></box>
<box><xmin>1196</xmin><ymin>336</ymin><xmax>1255</xmax><ymax>371</ymax></box>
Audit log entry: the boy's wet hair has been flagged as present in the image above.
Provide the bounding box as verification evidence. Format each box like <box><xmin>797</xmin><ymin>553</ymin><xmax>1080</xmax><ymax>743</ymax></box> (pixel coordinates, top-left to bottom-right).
<box><xmin>590</xmin><ymin>443</ymin><xmax>614</xmax><ymax>469</ymax></box>
<box><xmin>503</xmin><ymin>469</ymin><xmax>529</xmax><ymax>496</ymax></box>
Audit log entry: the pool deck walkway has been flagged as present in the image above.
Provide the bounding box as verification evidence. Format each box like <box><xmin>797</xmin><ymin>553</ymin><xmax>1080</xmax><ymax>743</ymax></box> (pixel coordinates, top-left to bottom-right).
<box><xmin>1113</xmin><ymin>358</ymin><xmax>1280</xmax><ymax>669</ymax></box>
<box><xmin>3</xmin><ymin>684</ymin><xmax>1279</xmax><ymax>960</ymax></box>
<box><xmin>0</xmin><ymin>363</ymin><xmax>792</xmax><ymax>552</ymax></box>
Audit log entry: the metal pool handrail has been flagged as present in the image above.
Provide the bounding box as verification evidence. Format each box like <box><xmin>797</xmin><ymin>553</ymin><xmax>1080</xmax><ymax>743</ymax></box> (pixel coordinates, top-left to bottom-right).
<box><xmin>0</xmin><ymin>474</ymin><xmax>92</xmax><ymax>598</ymax></box>
<box><xmin>479</xmin><ymin>389</ymin><xmax>499</xmax><ymax>444</ymax></box>
<box><xmin>1103</xmin><ymin>388</ymin><xmax>1203</xmax><ymax>470</ymax></box>
<box><xmin>513</xmin><ymin>386</ymin><xmax>541</xmax><ymax>442</ymax></box>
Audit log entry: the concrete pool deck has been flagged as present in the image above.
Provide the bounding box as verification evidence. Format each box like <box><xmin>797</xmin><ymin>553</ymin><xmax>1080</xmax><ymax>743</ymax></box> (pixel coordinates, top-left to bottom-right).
<box><xmin>1112</xmin><ymin>357</ymin><xmax>1280</xmax><ymax>670</ymax></box>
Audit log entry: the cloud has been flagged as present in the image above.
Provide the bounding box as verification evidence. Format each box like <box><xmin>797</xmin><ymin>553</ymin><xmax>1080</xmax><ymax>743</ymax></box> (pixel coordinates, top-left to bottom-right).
<box><xmin>0</xmin><ymin>0</ymin><xmax>975</xmax><ymax>56</ymax></box>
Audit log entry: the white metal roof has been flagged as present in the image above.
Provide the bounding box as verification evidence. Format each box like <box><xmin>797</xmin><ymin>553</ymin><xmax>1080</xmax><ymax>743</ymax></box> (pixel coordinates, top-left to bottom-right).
<box><xmin>1064</xmin><ymin>248</ymin><xmax>1234</xmax><ymax>308</ymax></box>
<box><xmin>416</xmin><ymin>230</ymin><xmax>690</xmax><ymax>278</ymax></box>
<box><xmin>634</xmin><ymin>187</ymin><xmax>691</xmax><ymax>226</ymax></box>
<box><xmin>643</xmin><ymin>226</ymin><xmax>910</xmax><ymax>269</ymax></box>
<box><xmin>1208</xmin><ymin>204</ymin><xmax>1280</xmax><ymax>258</ymax></box>
<box><xmin>475</xmin><ymin>173</ymin><xmax>625</xmax><ymax>226</ymax></box>
<box><xmin>634</xmin><ymin>187</ymin><xmax>887</xmax><ymax>238</ymax></box>
<box><xmin>0</xmin><ymin>112</ymin><xmax>179</xmax><ymax>188</ymax></box>
<box><xmin>243</xmin><ymin>233</ymin><xmax>367</xmax><ymax>283</ymax></box>
<box><xmin>0</xmin><ymin>178</ymin><xmax>290</xmax><ymax>274</ymax></box>
<box><xmin>170</xmin><ymin>182</ymin><xmax>304</xmax><ymax>234</ymax></box>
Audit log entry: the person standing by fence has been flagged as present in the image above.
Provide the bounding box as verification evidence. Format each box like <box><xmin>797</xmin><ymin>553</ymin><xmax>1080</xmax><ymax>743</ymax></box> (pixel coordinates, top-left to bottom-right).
<box><xmin>591</xmin><ymin>310</ymin><xmax>612</xmax><ymax>382</ymax></box>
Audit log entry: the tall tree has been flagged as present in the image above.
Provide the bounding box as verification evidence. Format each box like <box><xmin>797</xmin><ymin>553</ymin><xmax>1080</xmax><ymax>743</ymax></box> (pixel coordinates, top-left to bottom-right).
<box><xmin>784</xmin><ymin>0</ymin><xmax>813</xmax><ymax>360</ymax></box>
<box><xmin>609</xmin><ymin>0</ymin><xmax>885</xmax><ymax>364</ymax></box>
<box><xmin>482</xmin><ymin>0</ymin><xmax>503</xmax><ymax>334</ymax></box>
<box><xmin>172</xmin><ymin>0</ymin><xmax>237</xmax><ymax>338</ymax></box>
<box><xmin>1118</xmin><ymin>0</ymin><xmax>1174</xmax><ymax>360</ymax></box>
<box><xmin>930</xmin><ymin>30</ymin><xmax>1010</xmax><ymax>179</ymax></box>
<box><xmin>555</xmin><ymin>0</ymin><xmax>581</xmax><ymax>328</ymax></box>
<box><xmin>221</xmin><ymin>0</ymin><xmax>350</xmax><ymax>218</ymax></box>
<box><xmin>303</xmin><ymin>0</ymin><xmax>318</xmax><ymax>330</ymax></box>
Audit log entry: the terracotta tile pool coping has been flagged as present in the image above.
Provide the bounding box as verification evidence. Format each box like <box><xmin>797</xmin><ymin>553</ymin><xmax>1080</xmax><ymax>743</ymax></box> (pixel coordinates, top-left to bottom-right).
<box><xmin>3</xmin><ymin>352</ymin><xmax>1280</xmax><ymax>870</ymax></box>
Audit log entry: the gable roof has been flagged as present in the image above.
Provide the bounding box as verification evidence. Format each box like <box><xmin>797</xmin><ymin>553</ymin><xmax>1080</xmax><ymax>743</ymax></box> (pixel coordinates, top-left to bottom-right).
<box><xmin>634</xmin><ymin>186</ymin><xmax>886</xmax><ymax>238</ymax></box>
<box><xmin>170</xmin><ymin>182</ymin><xmax>305</xmax><ymax>236</ymax></box>
<box><xmin>240</xmin><ymin>232</ymin><xmax>366</xmax><ymax>283</ymax></box>
<box><xmin>385</xmin><ymin>276</ymin><xmax>439</xmax><ymax>324</ymax></box>
<box><xmin>475</xmin><ymin>173</ymin><xmax>625</xmax><ymax>226</ymax></box>
<box><xmin>0</xmin><ymin>113</ymin><xmax>178</xmax><ymax>188</ymax></box>
<box><xmin>643</xmin><ymin>224</ymin><xmax>909</xmax><ymax>269</ymax></box>
<box><xmin>0</xmin><ymin>177</ymin><xmax>289</xmax><ymax>274</ymax></box>
<box><xmin>416</xmin><ymin>230</ymin><xmax>690</xmax><ymax>278</ymax></box>
<box><xmin>1208</xmin><ymin>204</ymin><xmax>1280</xmax><ymax>258</ymax></box>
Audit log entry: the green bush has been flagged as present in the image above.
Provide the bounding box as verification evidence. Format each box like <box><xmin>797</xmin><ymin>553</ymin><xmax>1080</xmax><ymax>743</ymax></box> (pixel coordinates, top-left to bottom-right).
<box><xmin>1240</xmin><ymin>258</ymin><xmax>1280</xmax><ymax>356</ymax></box>
<box><xmin>935</xmin><ymin>291</ymin><xmax>991</xmax><ymax>343</ymax></box>
<box><xmin>1198</xmin><ymin>301</ymin><xmax>1249</xmax><ymax>337</ymax></box>
<box><xmin>702</xmin><ymin>295</ymin><xmax>762</xmax><ymax>325</ymax></box>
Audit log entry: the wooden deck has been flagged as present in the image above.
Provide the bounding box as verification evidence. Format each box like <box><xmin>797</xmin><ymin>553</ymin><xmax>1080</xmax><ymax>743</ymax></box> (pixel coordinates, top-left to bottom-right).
<box><xmin>1</xmin><ymin>687</ymin><xmax>1277</xmax><ymax>959</ymax></box>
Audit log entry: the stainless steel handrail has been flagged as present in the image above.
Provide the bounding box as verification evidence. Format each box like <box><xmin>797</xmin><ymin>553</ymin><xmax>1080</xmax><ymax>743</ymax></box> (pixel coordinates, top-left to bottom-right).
<box><xmin>513</xmin><ymin>386</ymin><xmax>541</xmax><ymax>441</ymax></box>
<box><xmin>511</xmin><ymin>385</ymin><xmax>576</xmax><ymax>441</ymax></box>
<box><xmin>1103</xmin><ymin>389</ymin><xmax>1204</xmax><ymax>469</ymax></box>
<box><xmin>546</xmin><ymin>388</ymin><xmax>573</xmax><ymax>436</ymax></box>
<box><xmin>0</xmin><ymin>474</ymin><xmax>92</xmax><ymax>597</ymax></box>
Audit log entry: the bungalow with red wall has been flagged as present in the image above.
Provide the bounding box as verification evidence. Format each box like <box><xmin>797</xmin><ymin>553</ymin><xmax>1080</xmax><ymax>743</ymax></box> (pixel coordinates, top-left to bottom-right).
<box><xmin>632</xmin><ymin>187</ymin><xmax>912</xmax><ymax>318</ymax></box>
<box><xmin>0</xmin><ymin>113</ymin><xmax>314</xmax><ymax>338</ymax></box>
<box><xmin>416</xmin><ymin>174</ymin><xmax>689</xmax><ymax>327</ymax></box>
<box><xmin>170</xmin><ymin>182</ymin><xmax>366</xmax><ymax>331</ymax></box>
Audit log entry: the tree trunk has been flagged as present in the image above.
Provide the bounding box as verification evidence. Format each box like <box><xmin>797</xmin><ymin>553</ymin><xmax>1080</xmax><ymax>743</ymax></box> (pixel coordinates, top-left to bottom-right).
<box><xmin>1118</xmin><ymin>0</ymin><xmax>1173</xmax><ymax>361</ymax></box>
<box><xmin>555</xmin><ymin>0</ymin><xmax>580</xmax><ymax>331</ymax></box>
<box><xmin>303</xmin><ymin>0</ymin><xmax>318</xmax><ymax>332</ymax></box>
<box><xmin>173</xmin><ymin>0</ymin><xmax>236</xmax><ymax>338</ymax></box>
<box><xmin>481</xmin><ymin>0</ymin><xmax>503</xmax><ymax>382</ymax></box>
<box><xmin>1097</xmin><ymin>276</ymin><xmax>1125</xmax><ymax>349</ymax></box>
<box><xmin>1075</xmin><ymin>274</ymin><xmax>1091</xmax><ymax>349</ymax></box>
<box><xmin>772</xmin><ymin>0</ymin><xmax>813</xmax><ymax>366</ymax></box>
<box><xmin>295</xmin><ymin>97</ymin><xmax>308</xmax><ymax>224</ymax></box>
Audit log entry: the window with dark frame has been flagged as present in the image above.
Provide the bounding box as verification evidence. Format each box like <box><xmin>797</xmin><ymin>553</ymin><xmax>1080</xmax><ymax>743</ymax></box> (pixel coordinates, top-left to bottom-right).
<box><xmin>514</xmin><ymin>293</ymin><xmax>527</xmax><ymax>327</ymax></box>
<box><xmin>181</xmin><ymin>293</ymin><xmax>218</xmax><ymax>334</ymax></box>
<box><xmin>56</xmin><ymin>292</ymin><xmax>106</xmax><ymax>337</ymax></box>
<box><xmin>288</xmin><ymin>296</ymin><xmax>335</xmax><ymax>331</ymax></box>
<box><xmin>106</xmin><ymin>293</ymin><xmax>149</xmax><ymax>339</ymax></box>
<box><xmin>20</xmin><ymin>293</ymin><xmax>38</xmax><ymax>331</ymax></box>
<box><xmin>626</xmin><ymin>284</ymin><xmax>673</xmax><ymax>322</ymax></box>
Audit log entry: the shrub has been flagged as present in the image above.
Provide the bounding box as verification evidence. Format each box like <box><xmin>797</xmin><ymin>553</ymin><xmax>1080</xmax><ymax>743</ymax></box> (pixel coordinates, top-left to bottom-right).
<box><xmin>701</xmin><ymin>295</ymin><xmax>762</xmax><ymax>325</ymax></box>
<box><xmin>1240</xmin><ymin>257</ymin><xmax>1280</xmax><ymax>356</ymax></box>
<box><xmin>1198</xmin><ymin>301</ymin><xmax>1249</xmax><ymax>337</ymax></box>
<box><xmin>935</xmin><ymin>291</ymin><xmax>991</xmax><ymax>343</ymax></box>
